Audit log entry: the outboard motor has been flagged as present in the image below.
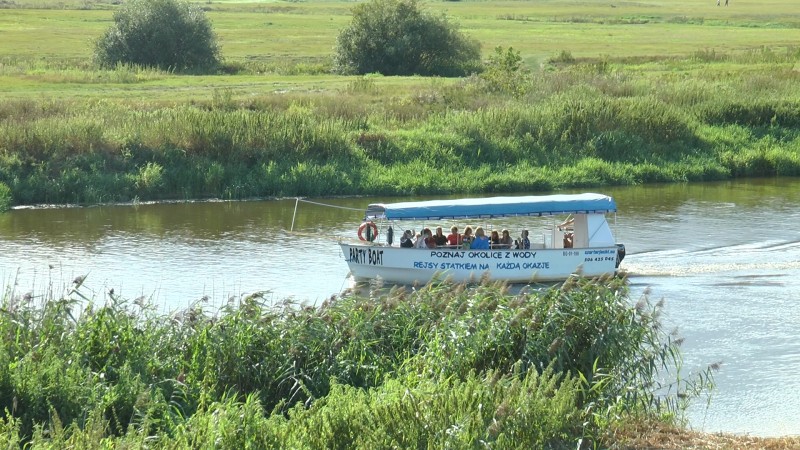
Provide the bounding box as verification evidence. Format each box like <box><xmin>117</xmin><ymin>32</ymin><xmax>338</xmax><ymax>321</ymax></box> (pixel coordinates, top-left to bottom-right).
<box><xmin>615</xmin><ymin>243</ymin><xmax>626</xmax><ymax>268</ymax></box>
<box><xmin>386</xmin><ymin>226</ymin><xmax>394</xmax><ymax>246</ymax></box>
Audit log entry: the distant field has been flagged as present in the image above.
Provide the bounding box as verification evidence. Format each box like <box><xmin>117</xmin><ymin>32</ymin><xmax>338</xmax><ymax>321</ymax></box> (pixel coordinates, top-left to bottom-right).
<box><xmin>3</xmin><ymin>0</ymin><xmax>800</xmax><ymax>61</ymax></box>
<box><xmin>1</xmin><ymin>0</ymin><xmax>799</xmax><ymax>101</ymax></box>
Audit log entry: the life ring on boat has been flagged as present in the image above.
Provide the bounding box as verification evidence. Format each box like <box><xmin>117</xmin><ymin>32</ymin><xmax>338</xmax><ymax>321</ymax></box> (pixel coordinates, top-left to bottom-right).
<box><xmin>358</xmin><ymin>222</ymin><xmax>378</xmax><ymax>242</ymax></box>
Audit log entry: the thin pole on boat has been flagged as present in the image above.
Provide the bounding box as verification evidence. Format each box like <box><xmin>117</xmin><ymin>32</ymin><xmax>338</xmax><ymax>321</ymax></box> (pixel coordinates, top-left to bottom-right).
<box><xmin>291</xmin><ymin>197</ymin><xmax>300</xmax><ymax>232</ymax></box>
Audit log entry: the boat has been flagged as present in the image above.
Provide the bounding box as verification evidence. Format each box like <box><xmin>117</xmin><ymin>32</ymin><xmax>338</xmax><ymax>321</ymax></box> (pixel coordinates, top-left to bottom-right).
<box><xmin>339</xmin><ymin>193</ymin><xmax>626</xmax><ymax>285</ymax></box>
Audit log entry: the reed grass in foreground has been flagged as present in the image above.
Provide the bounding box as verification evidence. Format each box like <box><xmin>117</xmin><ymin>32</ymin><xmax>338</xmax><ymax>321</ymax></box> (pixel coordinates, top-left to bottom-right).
<box><xmin>0</xmin><ymin>275</ymin><xmax>717</xmax><ymax>447</ymax></box>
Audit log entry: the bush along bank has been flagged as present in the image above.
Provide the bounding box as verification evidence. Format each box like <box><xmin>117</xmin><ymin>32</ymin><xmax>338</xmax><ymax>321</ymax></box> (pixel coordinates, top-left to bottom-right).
<box><xmin>0</xmin><ymin>275</ymin><xmax>716</xmax><ymax>447</ymax></box>
<box><xmin>0</xmin><ymin>182</ymin><xmax>11</xmax><ymax>212</ymax></box>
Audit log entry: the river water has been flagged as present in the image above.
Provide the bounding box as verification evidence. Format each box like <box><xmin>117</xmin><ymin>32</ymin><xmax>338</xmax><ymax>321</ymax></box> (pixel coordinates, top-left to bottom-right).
<box><xmin>1</xmin><ymin>178</ymin><xmax>798</xmax><ymax>437</ymax></box>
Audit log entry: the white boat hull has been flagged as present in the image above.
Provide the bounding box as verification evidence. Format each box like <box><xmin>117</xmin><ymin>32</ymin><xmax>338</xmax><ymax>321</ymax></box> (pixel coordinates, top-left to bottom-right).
<box><xmin>340</xmin><ymin>243</ymin><xmax>622</xmax><ymax>285</ymax></box>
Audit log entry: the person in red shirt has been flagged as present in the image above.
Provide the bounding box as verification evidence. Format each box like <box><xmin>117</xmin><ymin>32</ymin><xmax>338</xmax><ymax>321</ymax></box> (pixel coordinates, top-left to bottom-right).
<box><xmin>447</xmin><ymin>226</ymin><xmax>462</xmax><ymax>247</ymax></box>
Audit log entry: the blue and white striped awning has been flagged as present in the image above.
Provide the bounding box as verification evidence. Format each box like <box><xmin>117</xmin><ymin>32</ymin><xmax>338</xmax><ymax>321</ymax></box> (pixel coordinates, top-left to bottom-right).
<box><xmin>365</xmin><ymin>193</ymin><xmax>617</xmax><ymax>221</ymax></box>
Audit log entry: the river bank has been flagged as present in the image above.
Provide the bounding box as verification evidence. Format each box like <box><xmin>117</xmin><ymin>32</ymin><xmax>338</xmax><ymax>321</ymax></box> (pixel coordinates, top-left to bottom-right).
<box><xmin>2</xmin><ymin>52</ymin><xmax>800</xmax><ymax>210</ymax></box>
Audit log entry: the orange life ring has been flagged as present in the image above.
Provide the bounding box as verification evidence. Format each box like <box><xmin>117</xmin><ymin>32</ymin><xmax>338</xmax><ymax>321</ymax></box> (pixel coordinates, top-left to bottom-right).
<box><xmin>358</xmin><ymin>222</ymin><xmax>378</xmax><ymax>242</ymax></box>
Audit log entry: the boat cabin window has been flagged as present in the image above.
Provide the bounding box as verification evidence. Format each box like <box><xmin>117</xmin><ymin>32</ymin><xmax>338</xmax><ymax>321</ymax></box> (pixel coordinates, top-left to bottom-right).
<box><xmin>375</xmin><ymin>212</ymin><xmax>613</xmax><ymax>250</ymax></box>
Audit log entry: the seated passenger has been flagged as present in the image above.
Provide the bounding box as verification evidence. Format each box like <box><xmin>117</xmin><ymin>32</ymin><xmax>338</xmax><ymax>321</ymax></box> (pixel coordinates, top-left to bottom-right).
<box><xmin>563</xmin><ymin>232</ymin><xmax>574</xmax><ymax>248</ymax></box>
<box><xmin>499</xmin><ymin>229</ymin><xmax>513</xmax><ymax>247</ymax></box>
<box><xmin>400</xmin><ymin>230</ymin><xmax>414</xmax><ymax>248</ymax></box>
<box><xmin>447</xmin><ymin>226</ymin><xmax>462</xmax><ymax>246</ymax></box>
<box><xmin>424</xmin><ymin>228</ymin><xmax>437</xmax><ymax>248</ymax></box>
<box><xmin>471</xmin><ymin>227</ymin><xmax>490</xmax><ymax>249</ymax></box>
<box><xmin>490</xmin><ymin>230</ymin><xmax>500</xmax><ymax>247</ymax></box>
<box><xmin>433</xmin><ymin>226</ymin><xmax>448</xmax><ymax>246</ymax></box>
<box><xmin>461</xmin><ymin>226</ymin><xmax>474</xmax><ymax>249</ymax></box>
<box><xmin>515</xmin><ymin>229</ymin><xmax>530</xmax><ymax>249</ymax></box>
<box><xmin>415</xmin><ymin>228</ymin><xmax>436</xmax><ymax>249</ymax></box>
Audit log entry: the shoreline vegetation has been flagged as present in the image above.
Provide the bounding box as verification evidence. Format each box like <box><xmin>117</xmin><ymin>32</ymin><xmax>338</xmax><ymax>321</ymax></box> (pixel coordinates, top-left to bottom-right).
<box><xmin>0</xmin><ymin>276</ymin><xmax>717</xmax><ymax>447</ymax></box>
<box><xmin>2</xmin><ymin>55</ymin><xmax>799</xmax><ymax>209</ymax></box>
<box><xmin>3</xmin><ymin>57</ymin><xmax>799</xmax><ymax>213</ymax></box>
<box><xmin>3</xmin><ymin>277</ymin><xmax>799</xmax><ymax>448</ymax></box>
<box><xmin>2</xmin><ymin>0</ymin><xmax>800</xmax><ymax>445</ymax></box>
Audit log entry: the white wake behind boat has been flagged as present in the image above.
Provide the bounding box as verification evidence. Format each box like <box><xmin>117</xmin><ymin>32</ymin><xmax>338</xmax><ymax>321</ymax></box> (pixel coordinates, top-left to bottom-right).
<box><xmin>339</xmin><ymin>193</ymin><xmax>626</xmax><ymax>285</ymax></box>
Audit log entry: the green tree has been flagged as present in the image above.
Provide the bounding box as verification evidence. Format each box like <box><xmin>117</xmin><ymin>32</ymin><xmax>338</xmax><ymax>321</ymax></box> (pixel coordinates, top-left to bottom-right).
<box><xmin>480</xmin><ymin>46</ymin><xmax>531</xmax><ymax>97</ymax></box>
<box><xmin>94</xmin><ymin>0</ymin><xmax>220</xmax><ymax>73</ymax></box>
<box><xmin>334</xmin><ymin>0</ymin><xmax>481</xmax><ymax>77</ymax></box>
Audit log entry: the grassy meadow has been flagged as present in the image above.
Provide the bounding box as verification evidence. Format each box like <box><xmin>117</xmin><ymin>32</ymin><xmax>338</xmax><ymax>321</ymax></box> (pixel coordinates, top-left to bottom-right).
<box><xmin>1</xmin><ymin>0</ymin><xmax>800</xmax><ymax>207</ymax></box>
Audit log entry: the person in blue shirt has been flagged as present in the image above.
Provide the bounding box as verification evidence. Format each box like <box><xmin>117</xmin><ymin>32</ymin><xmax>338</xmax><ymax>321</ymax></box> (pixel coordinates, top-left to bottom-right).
<box><xmin>471</xmin><ymin>227</ymin><xmax>490</xmax><ymax>249</ymax></box>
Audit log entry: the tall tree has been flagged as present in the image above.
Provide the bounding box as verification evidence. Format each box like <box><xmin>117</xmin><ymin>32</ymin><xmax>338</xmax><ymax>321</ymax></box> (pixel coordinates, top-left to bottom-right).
<box><xmin>334</xmin><ymin>0</ymin><xmax>481</xmax><ymax>77</ymax></box>
<box><xmin>94</xmin><ymin>0</ymin><xmax>220</xmax><ymax>73</ymax></box>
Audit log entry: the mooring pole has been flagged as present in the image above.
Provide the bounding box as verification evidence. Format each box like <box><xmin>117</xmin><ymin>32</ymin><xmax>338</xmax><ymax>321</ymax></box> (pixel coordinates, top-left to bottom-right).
<box><xmin>291</xmin><ymin>197</ymin><xmax>299</xmax><ymax>232</ymax></box>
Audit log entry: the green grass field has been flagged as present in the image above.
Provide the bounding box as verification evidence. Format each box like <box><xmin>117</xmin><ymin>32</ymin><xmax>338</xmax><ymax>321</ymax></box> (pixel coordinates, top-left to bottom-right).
<box><xmin>1</xmin><ymin>0</ymin><xmax>799</xmax><ymax>101</ymax></box>
<box><xmin>0</xmin><ymin>0</ymin><xmax>799</xmax><ymax>207</ymax></box>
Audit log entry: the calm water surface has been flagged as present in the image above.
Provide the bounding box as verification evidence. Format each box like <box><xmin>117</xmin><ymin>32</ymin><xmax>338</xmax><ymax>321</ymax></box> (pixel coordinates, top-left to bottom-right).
<box><xmin>1</xmin><ymin>178</ymin><xmax>799</xmax><ymax>437</ymax></box>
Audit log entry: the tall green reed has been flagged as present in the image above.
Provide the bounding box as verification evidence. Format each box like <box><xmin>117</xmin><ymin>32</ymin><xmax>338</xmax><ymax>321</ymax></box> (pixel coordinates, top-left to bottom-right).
<box><xmin>1</xmin><ymin>275</ymin><xmax>715</xmax><ymax>447</ymax></box>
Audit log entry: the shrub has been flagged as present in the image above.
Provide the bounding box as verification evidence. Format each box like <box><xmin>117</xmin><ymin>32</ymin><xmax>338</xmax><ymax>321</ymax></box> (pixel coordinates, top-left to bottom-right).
<box><xmin>549</xmin><ymin>50</ymin><xmax>575</xmax><ymax>64</ymax></box>
<box><xmin>0</xmin><ymin>181</ymin><xmax>10</xmax><ymax>211</ymax></box>
<box><xmin>135</xmin><ymin>162</ymin><xmax>165</xmax><ymax>196</ymax></box>
<box><xmin>94</xmin><ymin>0</ymin><xmax>220</xmax><ymax>73</ymax></box>
<box><xmin>334</xmin><ymin>0</ymin><xmax>481</xmax><ymax>76</ymax></box>
<box><xmin>480</xmin><ymin>46</ymin><xmax>531</xmax><ymax>97</ymax></box>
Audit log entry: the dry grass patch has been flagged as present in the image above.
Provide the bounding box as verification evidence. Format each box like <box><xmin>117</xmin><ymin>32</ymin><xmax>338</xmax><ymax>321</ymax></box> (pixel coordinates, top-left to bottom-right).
<box><xmin>610</xmin><ymin>421</ymin><xmax>800</xmax><ymax>449</ymax></box>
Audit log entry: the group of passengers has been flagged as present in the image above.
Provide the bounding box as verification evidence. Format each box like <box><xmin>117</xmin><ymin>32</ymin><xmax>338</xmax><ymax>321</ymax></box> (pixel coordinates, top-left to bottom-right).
<box><xmin>400</xmin><ymin>226</ymin><xmax>530</xmax><ymax>250</ymax></box>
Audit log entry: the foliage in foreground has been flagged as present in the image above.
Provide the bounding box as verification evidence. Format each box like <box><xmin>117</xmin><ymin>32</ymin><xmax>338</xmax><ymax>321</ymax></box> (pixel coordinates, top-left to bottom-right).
<box><xmin>0</xmin><ymin>276</ymin><xmax>715</xmax><ymax>447</ymax></box>
<box><xmin>94</xmin><ymin>0</ymin><xmax>220</xmax><ymax>73</ymax></box>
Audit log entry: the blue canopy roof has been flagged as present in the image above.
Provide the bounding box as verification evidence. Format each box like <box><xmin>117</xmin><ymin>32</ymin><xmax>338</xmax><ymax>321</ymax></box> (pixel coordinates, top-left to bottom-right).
<box><xmin>365</xmin><ymin>193</ymin><xmax>617</xmax><ymax>221</ymax></box>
